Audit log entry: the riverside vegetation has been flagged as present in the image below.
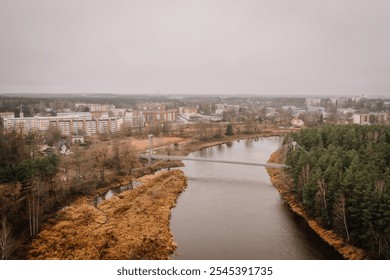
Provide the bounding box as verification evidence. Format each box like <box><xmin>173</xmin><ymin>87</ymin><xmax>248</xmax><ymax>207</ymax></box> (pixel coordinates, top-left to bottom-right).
<box><xmin>269</xmin><ymin>125</ymin><xmax>390</xmax><ymax>259</ymax></box>
<box><xmin>28</xmin><ymin>170</ymin><xmax>187</xmax><ymax>259</ymax></box>
<box><xmin>0</xmin><ymin>122</ymin><xmax>287</xmax><ymax>259</ymax></box>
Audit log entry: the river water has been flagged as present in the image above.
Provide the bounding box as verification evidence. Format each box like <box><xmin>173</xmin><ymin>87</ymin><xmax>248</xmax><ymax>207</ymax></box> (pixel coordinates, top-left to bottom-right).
<box><xmin>170</xmin><ymin>137</ymin><xmax>342</xmax><ymax>260</ymax></box>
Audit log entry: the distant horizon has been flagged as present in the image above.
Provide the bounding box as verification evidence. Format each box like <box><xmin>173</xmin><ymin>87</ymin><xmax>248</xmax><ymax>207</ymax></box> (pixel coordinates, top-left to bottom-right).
<box><xmin>0</xmin><ymin>91</ymin><xmax>388</xmax><ymax>99</ymax></box>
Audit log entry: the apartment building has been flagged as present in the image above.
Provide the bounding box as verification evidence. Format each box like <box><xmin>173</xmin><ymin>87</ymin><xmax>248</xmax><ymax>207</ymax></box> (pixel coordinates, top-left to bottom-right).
<box><xmin>4</xmin><ymin>114</ymin><xmax>122</xmax><ymax>136</ymax></box>
<box><xmin>136</xmin><ymin>103</ymin><xmax>166</xmax><ymax>111</ymax></box>
<box><xmin>0</xmin><ymin>112</ymin><xmax>15</xmax><ymax>120</ymax></box>
<box><xmin>75</xmin><ymin>103</ymin><xmax>115</xmax><ymax>112</ymax></box>
<box><xmin>123</xmin><ymin>111</ymin><xmax>145</xmax><ymax>128</ymax></box>
<box><xmin>141</xmin><ymin>110</ymin><xmax>178</xmax><ymax>122</ymax></box>
<box><xmin>352</xmin><ymin>112</ymin><xmax>388</xmax><ymax>125</ymax></box>
<box><xmin>0</xmin><ymin>112</ymin><xmax>15</xmax><ymax>128</ymax></box>
<box><xmin>4</xmin><ymin>116</ymin><xmax>50</xmax><ymax>134</ymax></box>
<box><xmin>305</xmin><ymin>98</ymin><xmax>322</xmax><ymax>107</ymax></box>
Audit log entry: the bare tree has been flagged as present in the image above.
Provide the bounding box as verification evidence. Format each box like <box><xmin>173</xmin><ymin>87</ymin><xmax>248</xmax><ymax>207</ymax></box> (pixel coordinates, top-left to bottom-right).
<box><xmin>26</xmin><ymin>179</ymin><xmax>42</xmax><ymax>236</ymax></box>
<box><xmin>72</xmin><ymin>145</ymin><xmax>84</xmax><ymax>179</ymax></box>
<box><xmin>333</xmin><ymin>194</ymin><xmax>350</xmax><ymax>242</ymax></box>
<box><xmin>92</xmin><ymin>146</ymin><xmax>109</xmax><ymax>183</ymax></box>
<box><xmin>60</xmin><ymin>156</ymin><xmax>72</xmax><ymax>185</ymax></box>
<box><xmin>298</xmin><ymin>163</ymin><xmax>311</xmax><ymax>205</ymax></box>
<box><xmin>0</xmin><ymin>216</ymin><xmax>15</xmax><ymax>260</ymax></box>
<box><xmin>244</xmin><ymin>115</ymin><xmax>256</xmax><ymax>133</ymax></box>
<box><xmin>316</xmin><ymin>177</ymin><xmax>330</xmax><ymax>225</ymax></box>
<box><xmin>112</xmin><ymin>139</ymin><xmax>122</xmax><ymax>174</ymax></box>
<box><xmin>121</xmin><ymin>141</ymin><xmax>138</xmax><ymax>177</ymax></box>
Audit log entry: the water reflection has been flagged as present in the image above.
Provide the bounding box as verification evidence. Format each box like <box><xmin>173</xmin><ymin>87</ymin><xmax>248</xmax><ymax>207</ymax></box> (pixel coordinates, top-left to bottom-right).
<box><xmin>170</xmin><ymin>137</ymin><xmax>341</xmax><ymax>260</ymax></box>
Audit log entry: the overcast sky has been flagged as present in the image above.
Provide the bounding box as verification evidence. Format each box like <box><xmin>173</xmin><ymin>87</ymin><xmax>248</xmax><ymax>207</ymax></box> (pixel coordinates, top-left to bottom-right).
<box><xmin>0</xmin><ymin>0</ymin><xmax>389</xmax><ymax>96</ymax></box>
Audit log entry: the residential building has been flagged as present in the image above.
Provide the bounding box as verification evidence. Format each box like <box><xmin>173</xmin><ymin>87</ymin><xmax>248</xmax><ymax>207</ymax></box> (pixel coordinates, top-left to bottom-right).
<box><xmin>0</xmin><ymin>112</ymin><xmax>15</xmax><ymax>127</ymax></box>
<box><xmin>305</xmin><ymin>98</ymin><xmax>322</xmax><ymax>107</ymax></box>
<box><xmin>329</xmin><ymin>97</ymin><xmax>349</xmax><ymax>107</ymax></box>
<box><xmin>4</xmin><ymin>113</ymin><xmax>122</xmax><ymax>136</ymax></box>
<box><xmin>179</xmin><ymin>107</ymin><xmax>198</xmax><ymax>114</ymax></box>
<box><xmin>352</xmin><ymin>112</ymin><xmax>388</xmax><ymax>125</ymax></box>
<box><xmin>353</xmin><ymin>114</ymin><xmax>370</xmax><ymax>125</ymax></box>
<box><xmin>0</xmin><ymin>112</ymin><xmax>15</xmax><ymax>120</ymax></box>
<box><xmin>75</xmin><ymin>103</ymin><xmax>115</xmax><ymax>112</ymax></box>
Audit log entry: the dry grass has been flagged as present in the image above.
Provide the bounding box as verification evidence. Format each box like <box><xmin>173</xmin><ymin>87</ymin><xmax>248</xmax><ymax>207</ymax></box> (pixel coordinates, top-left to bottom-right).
<box><xmin>28</xmin><ymin>170</ymin><xmax>187</xmax><ymax>260</ymax></box>
<box><xmin>267</xmin><ymin>150</ymin><xmax>368</xmax><ymax>260</ymax></box>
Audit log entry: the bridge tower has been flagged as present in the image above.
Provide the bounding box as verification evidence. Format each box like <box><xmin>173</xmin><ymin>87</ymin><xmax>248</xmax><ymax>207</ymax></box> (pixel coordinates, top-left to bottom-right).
<box><xmin>148</xmin><ymin>134</ymin><xmax>154</xmax><ymax>165</ymax></box>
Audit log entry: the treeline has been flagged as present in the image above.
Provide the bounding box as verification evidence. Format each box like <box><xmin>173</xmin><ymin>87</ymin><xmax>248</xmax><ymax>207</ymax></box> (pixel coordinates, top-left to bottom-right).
<box><xmin>285</xmin><ymin>125</ymin><xmax>390</xmax><ymax>259</ymax></box>
<box><xmin>0</xmin><ymin>130</ymin><xmax>144</xmax><ymax>259</ymax></box>
<box><xmin>0</xmin><ymin>131</ymin><xmax>62</xmax><ymax>259</ymax></box>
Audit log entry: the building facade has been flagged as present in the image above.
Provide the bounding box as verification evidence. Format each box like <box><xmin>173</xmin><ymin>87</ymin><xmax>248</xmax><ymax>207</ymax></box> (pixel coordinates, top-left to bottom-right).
<box><xmin>4</xmin><ymin>114</ymin><xmax>122</xmax><ymax>136</ymax></box>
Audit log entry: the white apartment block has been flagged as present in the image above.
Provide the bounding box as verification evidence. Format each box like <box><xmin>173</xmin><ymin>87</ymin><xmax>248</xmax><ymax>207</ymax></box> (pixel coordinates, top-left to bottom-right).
<box><xmin>4</xmin><ymin>115</ymin><xmax>121</xmax><ymax>136</ymax></box>
<box><xmin>123</xmin><ymin>111</ymin><xmax>145</xmax><ymax>128</ymax></box>
<box><xmin>56</xmin><ymin>112</ymin><xmax>92</xmax><ymax>119</ymax></box>
<box><xmin>75</xmin><ymin>103</ymin><xmax>115</xmax><ymax>112</ymax></box>
<box><xmin>353</xmin><ymin>114</ymin><xmax>370</xmax><ymax>125</ymax></box>
<box><xmin>305</xmin><ymin>98</ymin><xmax>322</xmax><ymax>107</ymax></box>
<box><xmin>142</xmin><ymin>110</ymin><xmax>178</xmax><ymax>123</ymax></box>
<box><xmin>329</xmin><ymin>97</ymin><xmax>349</xmax><ymax>107</ymax></box>
<box><xmin>353</xmin><ymin>112</ymin><xmax>388</xmax><ymax>125</ymax></box>
<box><xmin>0</xmin><ymin>112</ymin><xmax>15</xmax><ymax>120</ymax></box>
<box><xmin>109</xmin><ymin>108</ymin><xmax>126</xmax><ymax>117</ymax></box>
<box><xmin>4</xmin><ymin>117</ymin><xmax>50</xmax><ymax>134</ymax></box>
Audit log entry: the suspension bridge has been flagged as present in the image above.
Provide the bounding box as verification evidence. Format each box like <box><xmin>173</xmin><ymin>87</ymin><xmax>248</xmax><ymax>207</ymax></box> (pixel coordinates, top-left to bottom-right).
<box><xmin>139</xmin><ymin>154</ymin><xmax>288</xmax><ymax>169</ymax></box>
<box><xmin>139</xmin><ymin>135</ymin><xmax>306</xmax><ymax>169</ymax></box>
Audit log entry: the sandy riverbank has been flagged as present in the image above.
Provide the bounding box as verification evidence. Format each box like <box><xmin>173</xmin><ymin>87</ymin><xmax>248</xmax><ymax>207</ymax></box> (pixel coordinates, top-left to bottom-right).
<box><xmin>28</xmin><ymin>170</ymin><xmax>187</xmax><ymax>260</ymax></box>
<box><xmin>266</xmin><ymin>150</ymin><xmax>367</xmax><ymax>260</ymax></box>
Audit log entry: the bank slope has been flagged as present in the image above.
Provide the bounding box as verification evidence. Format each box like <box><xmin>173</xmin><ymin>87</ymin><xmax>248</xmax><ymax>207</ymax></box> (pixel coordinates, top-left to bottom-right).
<box><xmin>267</xmin><ymin>151</ymin><xmax>367</xmax><ymax>260</ymax></box>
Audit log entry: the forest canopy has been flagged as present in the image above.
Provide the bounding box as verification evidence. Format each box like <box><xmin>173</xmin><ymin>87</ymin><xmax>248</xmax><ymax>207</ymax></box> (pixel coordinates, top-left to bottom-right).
<box><xmin>285</xmin><ymin>125</ymin><xmax>390</xmax><ymax>259</ymax></box>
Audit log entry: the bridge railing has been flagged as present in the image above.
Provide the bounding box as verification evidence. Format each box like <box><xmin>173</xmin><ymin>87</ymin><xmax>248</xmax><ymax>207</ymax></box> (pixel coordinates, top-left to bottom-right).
<box><xmin>139</xmin><ymin>154</ymin><xmax>288</xmax><ymax>169</ymax></box>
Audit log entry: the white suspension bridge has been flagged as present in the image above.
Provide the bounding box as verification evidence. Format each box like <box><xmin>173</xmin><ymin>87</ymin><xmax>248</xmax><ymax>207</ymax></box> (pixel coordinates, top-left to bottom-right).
<box><xmin>140</xmin><ymin>134</ymin><xmax>306</xmax><ymax>169</ymax></box>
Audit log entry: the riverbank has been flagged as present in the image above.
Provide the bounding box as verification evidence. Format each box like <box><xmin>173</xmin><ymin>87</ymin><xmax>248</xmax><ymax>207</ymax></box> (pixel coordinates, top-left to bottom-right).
<box><xmin>28</xmin><ymin>170</ymin><xmax>187</xmax><ymax>259</ymax></box>
<box><xmin>172</xmin><ymin>129</ymin><xmax>290</xmax><ymax>156</ymax></box>
<box><xmin>266</xmin><ymin>150</ymin><xmax>367</xmax><ymax>260</ymax></box>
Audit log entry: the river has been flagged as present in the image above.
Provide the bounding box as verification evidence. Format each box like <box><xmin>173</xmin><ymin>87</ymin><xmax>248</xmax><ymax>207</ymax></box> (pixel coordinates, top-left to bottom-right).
<box><xmin>170</xmin><ymin>136</ymin><xmax>342</xmax><ymax>260</ymax></box>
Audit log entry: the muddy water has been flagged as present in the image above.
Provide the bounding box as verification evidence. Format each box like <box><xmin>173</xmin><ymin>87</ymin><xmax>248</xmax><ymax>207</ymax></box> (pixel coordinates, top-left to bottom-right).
<box><xmin>170</xmin><ymin>137</ymin><xmax>342</xmax><ymax>260</ymax></box>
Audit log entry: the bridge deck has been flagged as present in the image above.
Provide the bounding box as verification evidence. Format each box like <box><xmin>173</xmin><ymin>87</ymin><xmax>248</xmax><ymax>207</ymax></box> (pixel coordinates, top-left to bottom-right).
<box><xmin>140</xmin><ymin>154</ymin><xmax>287</xmax><ymax>169</ymax></box>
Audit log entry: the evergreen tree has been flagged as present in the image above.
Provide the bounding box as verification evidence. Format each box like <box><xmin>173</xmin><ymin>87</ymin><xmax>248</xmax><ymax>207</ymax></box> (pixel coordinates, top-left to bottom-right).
<box><xmin>225</xmin><ymin>123</ymin><xmax>234</xmax><ymax>136</ymax></box>
<box><xmin>285</xmin><ymin>125</ymin><xmax>390</xmax><ymax>259</ymax></box>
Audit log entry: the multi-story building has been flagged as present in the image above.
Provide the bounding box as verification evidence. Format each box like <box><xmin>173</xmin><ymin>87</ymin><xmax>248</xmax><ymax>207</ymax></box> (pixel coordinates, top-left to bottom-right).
<box><xmin>0</xmin><ymin>112</ymin><xmax>15</xmax><ymax>120</ymax></box>
<box><xmin>123</xmin><ymin>111</ymin><xmax>145</xmax><ymax>128</ymax></box>
<box><xmin>97</xmin><ymin>117</ymin><xmax>121</xmax><ymax>134</ymax></box>
<box><xmin>141</xmin><ymin>110</ymin><xmax>178</xmax><ymax>123</ymax></box>
<box><xmin>56</xmin><ymin>112</ymin><xmax>92</xmax><ymax>119</ymax></box>
<box><xmin>353</xmin><ymin>114</ymin><xmax>370</xmax><ymax>125</ymax></box>
<box><xmin>74</xmin><ymin>103</ymin><xmax>115</xmax><ymax>112</ymax></box>
<box><xmin>352</xmin><ymin>112</ymin><xmax>388</xmax><ymax>125</ymax></box>
<box><xmin>329</xmin><ymin>97</ymin><xmax>349</xmax><ymax>107</ymax></box>
<box><xmin>4</xmin><ymin>116</ymin><xmax>50</xmax><ymax>134</ymax></box>
<box><xmin>305</xmin><ymin>98</ymin><xmax>322</xmax><ymax>107</ymax></box>
<box><xmin>0</xmin><ymin>112</ymin><xmax>15</xmax><ymax>128</ymax></box>
<box><xmin>4</xmin><ymin>113</ymin><xmax>122</xmax><ymax>136</ymax></box>
<box><xmin>136</xmin><ymin>103</ymin><xmax>166</xmax><ymax>111</ymax></box>
<box><xmin>109</xmin><ymin>108</ymin><xmax>126</xmax><ymax>117</ymax></box>
<box><xmin>179</xmin><ymin>107</ymin><xmax>198</xmax><ymax>114</ymax></box>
